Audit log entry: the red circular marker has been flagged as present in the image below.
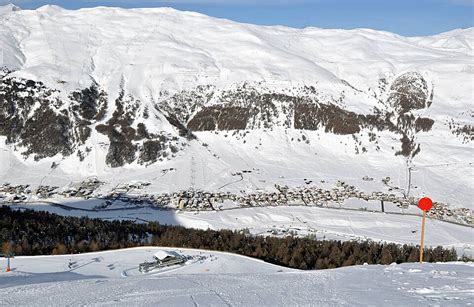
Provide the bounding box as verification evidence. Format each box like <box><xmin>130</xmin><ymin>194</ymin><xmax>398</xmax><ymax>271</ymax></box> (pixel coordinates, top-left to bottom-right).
<box><xmin>418</xmin><ymin>197</ymin><xmax>433</xmax><ymax>211</ymax></box>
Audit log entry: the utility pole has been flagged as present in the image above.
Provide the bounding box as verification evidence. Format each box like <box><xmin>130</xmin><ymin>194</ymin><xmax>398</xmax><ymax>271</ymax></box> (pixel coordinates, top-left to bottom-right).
<box><xmin>407</xmin><ymin>166</ymin><xmax>413</xmax><ymax>198</ymax></box>
<box><xmin>406</xmin><ymin>160</ymin><xmax>414</xmax><ymax>199</ymax></box>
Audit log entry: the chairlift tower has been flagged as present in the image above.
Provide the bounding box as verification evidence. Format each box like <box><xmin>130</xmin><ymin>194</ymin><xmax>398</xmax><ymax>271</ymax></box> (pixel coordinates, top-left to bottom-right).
<box><xmin>190</xmin><ymin>156</ymin><xmax>196</xmax><ymax>191</ymax></box>
<box><xmin>407</xmin><ymin>162</ymin><xmax>414</xmax><ymax>198</ymax></box>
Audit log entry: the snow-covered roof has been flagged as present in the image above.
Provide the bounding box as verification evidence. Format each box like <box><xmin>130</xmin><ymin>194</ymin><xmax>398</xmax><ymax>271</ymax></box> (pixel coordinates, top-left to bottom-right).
<box><xmin>153</xmin><ymin>250</ymin><xmax>181</xmax><ymax>260</ymax></box>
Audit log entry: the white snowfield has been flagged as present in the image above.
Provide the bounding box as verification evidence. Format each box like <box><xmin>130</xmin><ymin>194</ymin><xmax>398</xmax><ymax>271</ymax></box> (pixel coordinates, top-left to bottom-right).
<box><xmin>0</xmin><ymin>3</ymin><xmax>472</xmax><ymax>210</ymax></box>
<box><xmin>0</xmin><ymin>247</ymin><xmax>473</xmax><ymax>306</ymax></box>
<box><xmin>1</xmin><ymin>3</ymin><xmax>472</xmax><ymax>96</ymax></box>
<box><xmin>176</xmin><ymin>206</ymin><xmax>474</xmax><ymax>255</ymax></box>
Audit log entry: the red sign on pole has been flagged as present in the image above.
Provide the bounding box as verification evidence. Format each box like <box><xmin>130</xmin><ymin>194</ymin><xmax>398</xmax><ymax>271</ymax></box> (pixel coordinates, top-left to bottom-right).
<box><xmin>418</xmin><ymin>197</ymin><xmax>433</xmax><ymax>211</ymax></box>
<box><xmin>417</xmin><ymin>196</ymin><xmax>433</xmax><ymax>263</ymax></box>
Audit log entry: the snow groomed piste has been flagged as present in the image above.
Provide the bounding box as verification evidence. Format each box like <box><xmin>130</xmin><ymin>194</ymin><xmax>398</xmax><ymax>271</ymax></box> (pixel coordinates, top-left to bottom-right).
<box><xmin>1</xmin><ymin>247</ymin><xmax>473</xmax><ymax>305</ymax></box>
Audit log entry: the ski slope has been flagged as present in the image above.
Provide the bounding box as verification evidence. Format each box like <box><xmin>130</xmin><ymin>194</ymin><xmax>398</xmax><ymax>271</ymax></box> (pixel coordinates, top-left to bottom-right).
<box><xmin>1</xmin><ymin>247</ymin><xmax>473</xmax><ymax>306</ymax></box>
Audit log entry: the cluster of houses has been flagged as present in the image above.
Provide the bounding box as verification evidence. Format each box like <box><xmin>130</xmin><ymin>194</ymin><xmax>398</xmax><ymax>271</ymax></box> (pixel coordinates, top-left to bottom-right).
<box><xmin>162</xmin><ymin>182</ymin><xmax>472</xmax><ymax>225</ymax></box>
<box><xmin>34</xmin><ymin>185</ymin><xmax>59</xmax><ymax>198</ymax></box>
<box><xmin>0</xmin><ymin>183</ymin><xmax>30</xmax><ymax>203</ymax></box>
<box><xmin>429</xmin><ymin>203</ymin><xmax>473</xmax><ymax>225</ymax></box>
<box><xmin>165</xmin><ymin>181</ymin><xmax>410</xmax><ymax>211</ymax></box>
<box><xmin>99</xmin><ymin>182</ymin><xmax>157</xmax><ymax>207</ymax></box>
<box><xmin>0</xmin><ymin>179</ymin><xmax>471</xmax><ymax>226</ymax></box>
<box><xmin>58</xmin><ymin>178</ymin><xmax>104</xmax><ymax>198</ymax></box>
<box><xmin>0</xmin><ymin>183</ymin><xmax>31</xmax><ymax>195</ymax></box>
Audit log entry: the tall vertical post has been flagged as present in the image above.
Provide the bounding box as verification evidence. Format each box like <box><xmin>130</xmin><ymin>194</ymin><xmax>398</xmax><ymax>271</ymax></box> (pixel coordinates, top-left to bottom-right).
<box><xmin>381</xmin><ymin>200</ymin><xmax>385</xmax><ymax>213</ymax></box>
<box><xmin>407</xmin><ymin>166</ymin><xmax>412</xmax><ymax>198</ymax></box>
<box><xmin>417</xmin><ymin>197</ymin><xmax>433</xmax><ymax>264</ymax></box>
<box><xmin>419</xmin><ymin>210</ymin><xmax>426</xmax><ymax>263</ymax></box>
<box><xmin>6</xmin><ymin>255</ymin><xmax>11</xmax><ymax>272</ymax></box>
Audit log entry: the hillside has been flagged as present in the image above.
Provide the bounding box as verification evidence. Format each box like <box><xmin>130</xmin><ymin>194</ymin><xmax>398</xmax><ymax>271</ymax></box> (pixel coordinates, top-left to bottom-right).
<box><xmin>0</xmin><ymin>4</ymin><xmax>472</xmax><ymax>212</ymax></box>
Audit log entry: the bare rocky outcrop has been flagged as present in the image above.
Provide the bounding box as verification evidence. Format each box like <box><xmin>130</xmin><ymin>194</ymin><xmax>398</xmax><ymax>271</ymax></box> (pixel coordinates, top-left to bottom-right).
<box><xmin>0</xmin><ymin>76</ymin><xmax>74</xmax><ymax>160</ymax></box>
<box><xmin>94</xmin><ymin>91</ymin><xmax>184</xmax><ymax>167</ymax></box>
<box><xmin>386</xmin><ymin>73</ymin><xmax>434</xmax><ymax>157</ymax></box>
<box><xmin>0</xmin><ymin>71</ymin><xmax>439</xmax><ymax>165</ymax></box>
<box><xmin>188</xmin><ymin>106</ymin><xmax>251</xmax><ymax>131</ymax></box>
<box><xmin>0</xmin><ymin>75</ymin><xmax>185</xmax><ymax>166</ymax></box>
<box><xmin>95</xmin><ymin>91</ymin><xmax>139</xmax><ymax>167</ymax></box>
<box><xmin>387</xmin><ymin>72</ymin><xmax>431</xmax><ymax>114</ymax></box>
<box><xmin>70</xmin><ymin>83</ymin><xmax>108</xmax><ymax>121</ymax></box>
<box><xmin>294</xmin><ymin>103</ymin><xmax>362</xmax><ymax>134</ymax></box>
<box><xmin>20</xmin><ymin>108</ymin><xmax>74</xmax><ymax>160</ymax></box>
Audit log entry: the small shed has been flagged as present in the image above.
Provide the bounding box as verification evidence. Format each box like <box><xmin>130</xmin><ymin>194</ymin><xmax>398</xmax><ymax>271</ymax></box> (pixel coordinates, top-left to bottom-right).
<box><xmin>153</xmin><ymin>250</ymin><xmax>182</xmax><ymax>263</ymax></box>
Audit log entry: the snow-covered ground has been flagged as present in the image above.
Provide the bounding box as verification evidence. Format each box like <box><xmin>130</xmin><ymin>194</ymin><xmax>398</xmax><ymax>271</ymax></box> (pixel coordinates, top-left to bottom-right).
<box><xmin>1</xmin><ymin>247</ymin><xmax>473</xmax><ymax>306</ymax></box>
<box><xmin>0</xmin><ymin>4</ymin><xmax>473</xmax><ymax>209</ymax></box>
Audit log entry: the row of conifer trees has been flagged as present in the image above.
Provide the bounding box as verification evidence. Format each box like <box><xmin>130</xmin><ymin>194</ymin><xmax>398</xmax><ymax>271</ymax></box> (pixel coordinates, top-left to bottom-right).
<box><xmin>0</xmin><ymin>206</ymin><xmax>457</xmax><ymax>270</ymax></box>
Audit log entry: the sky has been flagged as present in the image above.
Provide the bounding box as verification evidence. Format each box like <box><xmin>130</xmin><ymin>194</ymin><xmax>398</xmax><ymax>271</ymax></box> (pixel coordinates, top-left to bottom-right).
<box><xmin>2</xmin><ymin>0</ymin><xmax>473</xmax><ymax>36</ymax></box>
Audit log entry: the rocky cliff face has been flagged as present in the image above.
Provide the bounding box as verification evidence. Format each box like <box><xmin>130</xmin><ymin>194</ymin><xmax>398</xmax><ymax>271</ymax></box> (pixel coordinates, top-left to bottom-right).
<box><xmin>163</xmin><ymin>72</ymin><xmax>436</xmax><ymax>158</ymax></box>
<box><xmin>0</xmin><ymin>73</ymin><xmax>74</xmax><ymax>161</ymax></box>
<box><xmin>0</xmin><ymin>70</ymin><xmax>438</xmax><ymax>166</ymax></box>
<box><xmin>0</xmin><ymin>71</ymin><xmax>185</xmax><ymax>166</ymax></box>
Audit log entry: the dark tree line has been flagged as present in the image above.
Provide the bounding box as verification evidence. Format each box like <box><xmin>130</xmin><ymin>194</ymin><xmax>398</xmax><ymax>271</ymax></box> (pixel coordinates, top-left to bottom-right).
<box><xmin>0</xmin><ymin>206</ymin><xmax>457</xmax><ymax>270</ymax></box>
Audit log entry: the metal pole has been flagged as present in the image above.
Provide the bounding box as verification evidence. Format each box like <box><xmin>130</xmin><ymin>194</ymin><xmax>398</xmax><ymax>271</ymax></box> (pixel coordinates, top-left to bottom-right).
<box><xmin>6</xmin><ymin>256</ymin><xmax>10</xmax><ymax>272</ymax></box>
<box><xmin>381</xmin><ymin>200</ymin><xmax>385</xmax><ymax>213</ymax></box>
<box><xmin>407</xmin><ymin>166</ymin><xmax>412</xmax><ymax>198</ymax></box>
<box><xmin>419</xmin><ymin>210</ymin><xmax>426</xmax><ymax>263</ymax></box>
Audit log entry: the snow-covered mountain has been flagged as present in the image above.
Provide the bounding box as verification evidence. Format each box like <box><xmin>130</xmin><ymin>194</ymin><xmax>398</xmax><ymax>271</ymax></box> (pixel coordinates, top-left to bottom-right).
<box><xmin>0</xmin><ymin>4</ymin><xmax>472</xmax><ymax>209</ymax></box>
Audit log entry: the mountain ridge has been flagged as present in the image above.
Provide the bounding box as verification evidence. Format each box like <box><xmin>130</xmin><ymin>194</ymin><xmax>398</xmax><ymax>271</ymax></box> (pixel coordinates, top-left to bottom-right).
<box><xmin>0</xmin><ymin>5</ymin><xmax>472</xmax><ymax>209</ymax></box>
<box><xmin>2</xmin><ymin>4</ymin><xmax>473</xmax><ymax>38</ymax></box>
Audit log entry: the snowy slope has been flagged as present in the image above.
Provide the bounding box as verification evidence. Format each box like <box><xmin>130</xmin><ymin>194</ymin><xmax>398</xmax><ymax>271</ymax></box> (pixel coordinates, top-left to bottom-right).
<box><xmin>1</xmin><ymin>5</ymin><xmax>471</xmax><ymax>95</ymax></box>
<box><xmin>1</xmin><ymin>247</ymin><xmax>473</xmax><ymax>306</ymax></box>
<box><xmin>0</xmin><ymin>4</ymin><xmax>472</xmax><ymax>212</ymax></box>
